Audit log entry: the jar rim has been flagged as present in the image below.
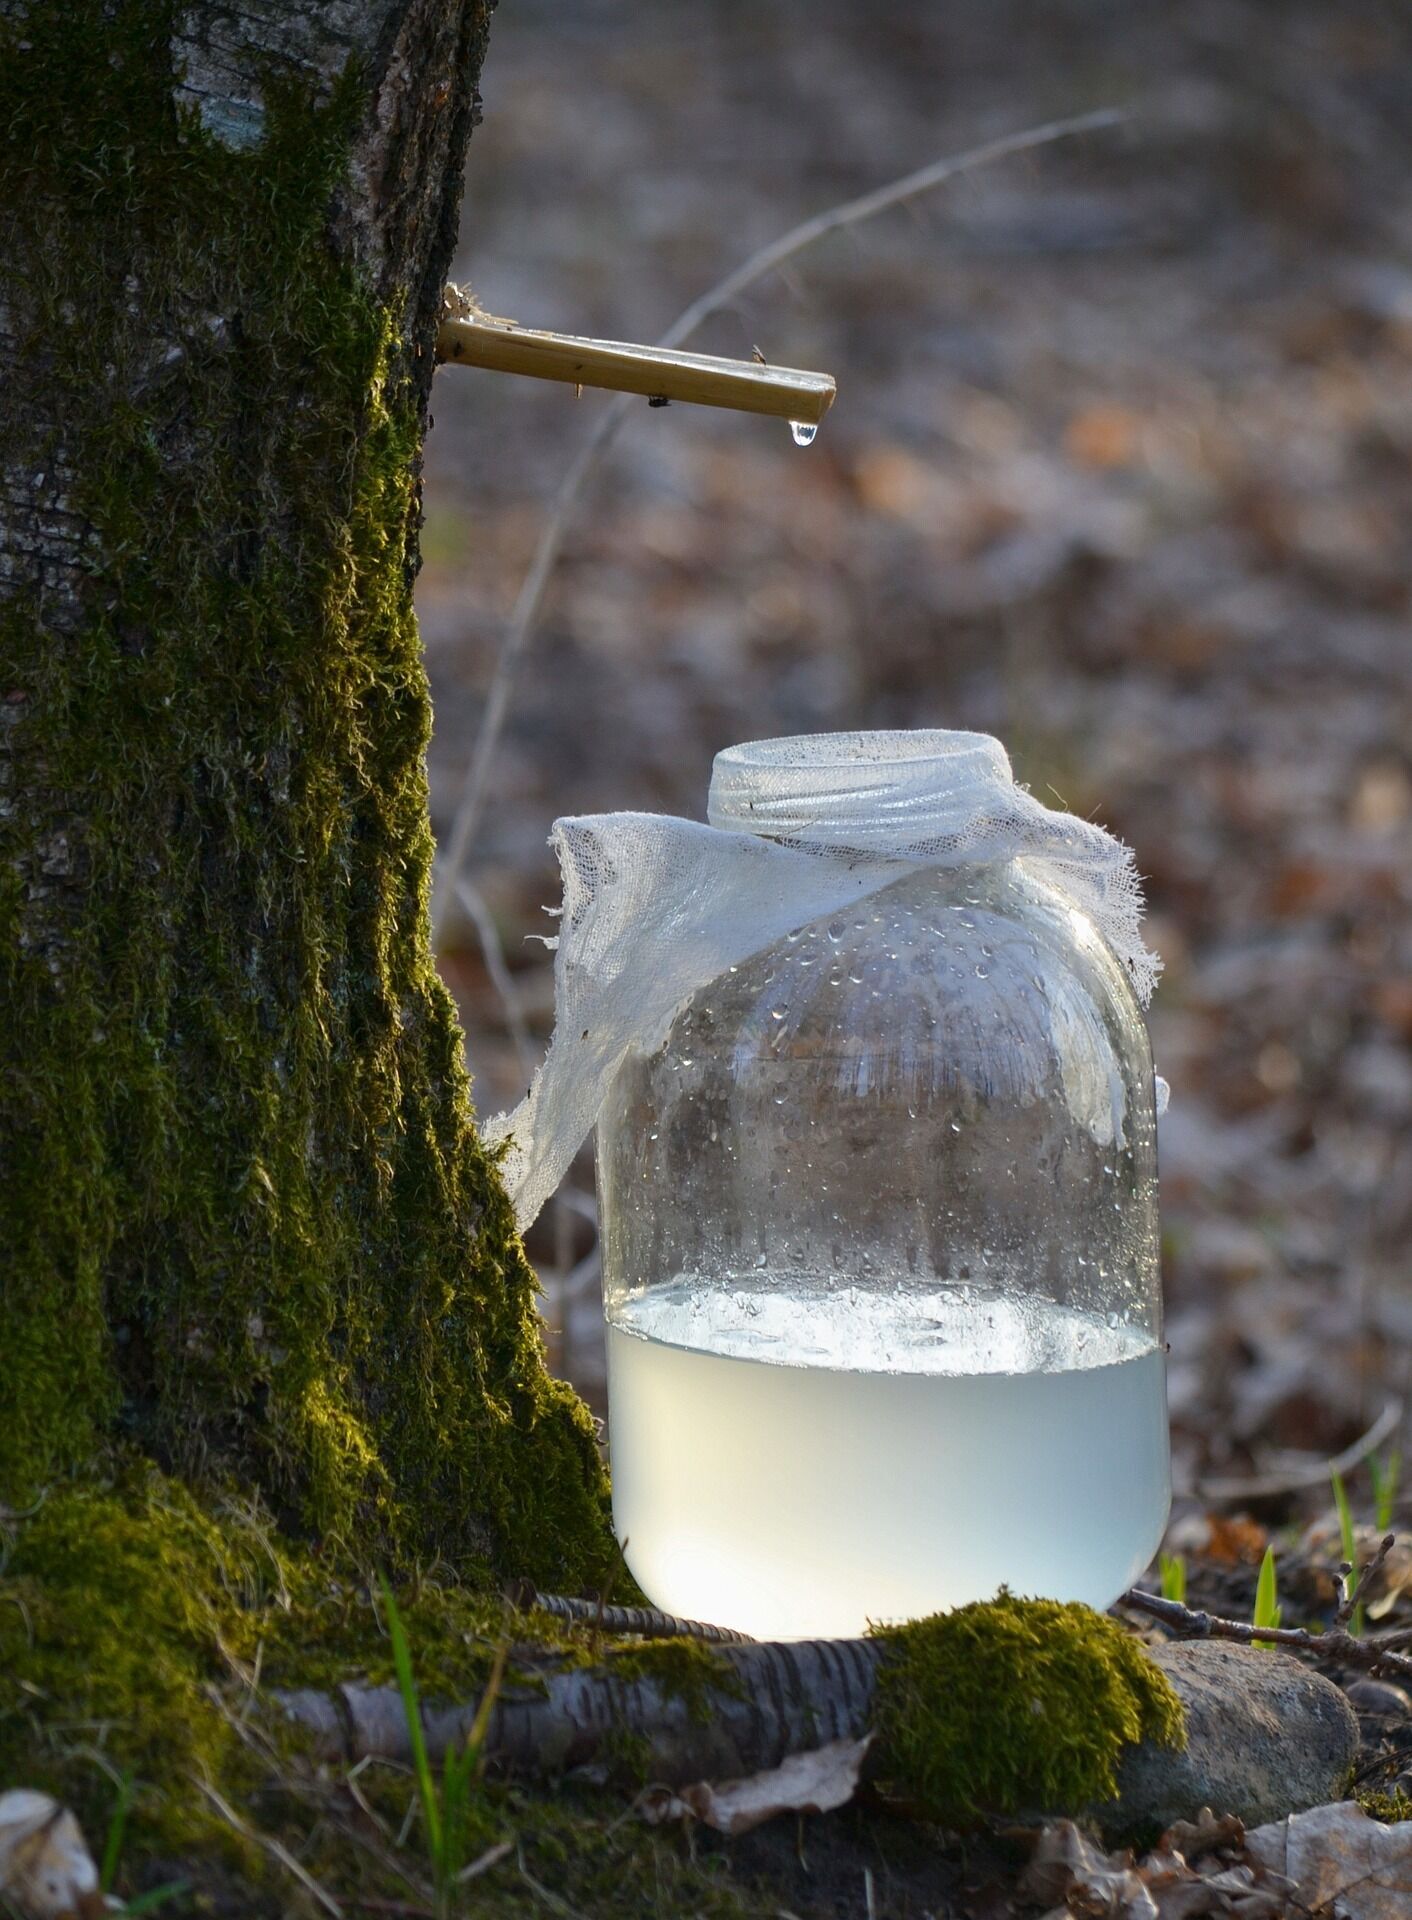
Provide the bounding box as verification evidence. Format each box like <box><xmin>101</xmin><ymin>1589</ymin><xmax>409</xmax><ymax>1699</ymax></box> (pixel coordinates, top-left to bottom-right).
<box><xmin>707</xmin><ymin>729</ymin><xmax>1014</xmax><ymax>843</ymax></box>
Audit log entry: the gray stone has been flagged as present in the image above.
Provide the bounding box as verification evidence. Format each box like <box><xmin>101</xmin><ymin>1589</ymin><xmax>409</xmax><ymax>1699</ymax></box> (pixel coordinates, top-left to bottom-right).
<box><xmin>1344</xmin><ymin>1678</ymin><xmax>1412</xmax><ymax>1718</ymax></box>
<box><xmin>1100</xmin><ymin>1641</ymin><xmax>1359</xmax><ymax>1839</ymax></box>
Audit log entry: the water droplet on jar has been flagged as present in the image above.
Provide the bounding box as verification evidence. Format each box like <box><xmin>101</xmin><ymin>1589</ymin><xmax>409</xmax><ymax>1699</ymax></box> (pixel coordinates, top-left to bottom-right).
<box><xmin>827</xmin><ymin>920</ymin><xmax>845</xmax><ymax>941</ymax></box>
<box><xmin>1106</xmin><ymin>1312</ymin><xmax>1121</xmax><ymax>1329</ymax></box>
<box><xmin>789</xmin><ymin>419</ymin><xmax>818</xmax><ymax>446</ymax></box>
<box><xmin>974</xmin><ymin>964</ymin><xmax>989</xmax><ymax>978</ymax></box>
<box><xmin>754</xmin><ymin>1252</ymin><xmax>768</xmax><ymax>1268</ymax></box>
<box><xmin>949</xmin><ymin>1121</ymin><xmax>962</xmax><ymax>1134</ymax></box>
<box><xmin>848</xmin><ymin>972</ymin><xmax>863</xmax><ymax>985</ymax></box>
<box><xmin>771</xmin><ymin>1007</ymin><xmax>786</xmax><ymax>1020</ymax></box>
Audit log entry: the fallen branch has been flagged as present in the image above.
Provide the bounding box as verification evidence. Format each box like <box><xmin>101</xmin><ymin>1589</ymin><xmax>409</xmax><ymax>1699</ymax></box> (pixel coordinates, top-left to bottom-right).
<box><xmin>283</xmin><ymin>1634</ymin><xmax>880</xmax><ymax>1784</ymax></box>
<box><xmin>1122</xmin><ymin>1554</ymin><xmax>1412</xmax><ymax>1682</ymax></box>
<box><xmin>274</xmin><ymin>1625</ymin><xmax>1358</xmax><ymax>1848</ymax></box>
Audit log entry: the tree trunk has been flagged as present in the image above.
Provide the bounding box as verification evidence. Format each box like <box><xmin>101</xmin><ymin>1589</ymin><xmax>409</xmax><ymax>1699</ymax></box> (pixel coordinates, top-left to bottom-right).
<box><xmin>0</xmin><ymin>0</ymin><xmax>611</xmax><ymax>1589</ymax></box>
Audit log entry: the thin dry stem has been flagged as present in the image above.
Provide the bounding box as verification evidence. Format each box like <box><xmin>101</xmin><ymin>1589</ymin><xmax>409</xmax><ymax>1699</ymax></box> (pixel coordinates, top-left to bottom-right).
<box><xmin>1123</xmin><ymin>1569</ymin><xmax>1412</xmax><ymax>1682</ymax></box>
<box><xmin>1336</xmin><ymin>1532</ymin><xmax>1397</xmax><ymax>1630</ymax></box>
<box><xmin>1197</xmin><ymin>1397</ymin><xmax>1403</xmax><ymax>1504</ymax></box>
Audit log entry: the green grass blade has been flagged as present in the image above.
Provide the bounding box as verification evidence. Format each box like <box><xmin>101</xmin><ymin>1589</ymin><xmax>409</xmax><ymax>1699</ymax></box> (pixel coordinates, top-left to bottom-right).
<box><xmin>1332</xmin><ymin>1468</ymin><xmax>1365</xmax><ymax>1636</ymax></box>
<box><xmin>379</xmin><ymin>1573</ymin><xmax>442</xmax><ymax>1862</ymax></box>
<box><xmin>100</xmin><ymin>1770</ymin><xmax>136</xmax><ymax>1892</ymax></box>
<box><xmin>1158</xmin><ymin>1552</ymin><xmax>1186</xmax><ymax>1605</ymax></box>
<box><xmin>440</xmin><ymin>1744</ymin><xmax>473</xmax><ymax>1891</ymax></box>
<box><xmin>1253</xmin><ymin>1544</ymin><xmax>1281</xmax><ymax>1647</ymax></box>
<box><xmin>121</xmin><ymin>1883</ymin><xmax>192</xmax><ymax>1915</ymax></box>
<box><xmin>1372</xmin><ymin>1449</ymin><xmax>1401</xmax><ymax>1534</ymax></box>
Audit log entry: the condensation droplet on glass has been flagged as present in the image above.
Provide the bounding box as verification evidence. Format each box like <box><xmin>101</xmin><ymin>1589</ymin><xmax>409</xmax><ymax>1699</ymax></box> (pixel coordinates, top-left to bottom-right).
<box><xmin>974</xmin><ymin>964</ymin><xmax>989</xmax><ymax>978</ymax></box>
<box><xmin>789</xmin><ymin>419</ymin><xmax>818</xmax><ymax>446</ymax></box>
<box><xmin>771</xmin><ymin>1008</ymin><xmax>786</xmax><ymax>1021</ymax></box>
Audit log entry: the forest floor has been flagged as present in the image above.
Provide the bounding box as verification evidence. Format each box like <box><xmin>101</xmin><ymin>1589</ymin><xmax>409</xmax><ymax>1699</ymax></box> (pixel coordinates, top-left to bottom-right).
<box><xmin>421</xmin><ymin>0</ymin><xmax>1410</xmax><ymax>1911</ymax></box>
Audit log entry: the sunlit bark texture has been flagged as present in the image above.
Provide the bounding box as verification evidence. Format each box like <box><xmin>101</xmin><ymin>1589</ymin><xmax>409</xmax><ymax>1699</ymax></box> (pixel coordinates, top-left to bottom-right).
<box><xmin>0</xmin><ymin>0</ymin><xmax>612</xmax><ymax>1586</ymax></box>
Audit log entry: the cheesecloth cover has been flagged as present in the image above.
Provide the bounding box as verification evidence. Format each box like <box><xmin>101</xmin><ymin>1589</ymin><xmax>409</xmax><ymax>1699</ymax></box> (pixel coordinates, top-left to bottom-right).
<box><xmin>485</xmin><ymin>730</ymin><xmax>1161</xmax><ymax>1231</ymax></box>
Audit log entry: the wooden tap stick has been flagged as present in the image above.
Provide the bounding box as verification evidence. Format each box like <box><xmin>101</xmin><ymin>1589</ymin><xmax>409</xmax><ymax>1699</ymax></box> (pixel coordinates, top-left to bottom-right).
<box><xmin>435</xmin><ymin>316</ymin><xmax>836</xmax><ymax>424</ymax></box>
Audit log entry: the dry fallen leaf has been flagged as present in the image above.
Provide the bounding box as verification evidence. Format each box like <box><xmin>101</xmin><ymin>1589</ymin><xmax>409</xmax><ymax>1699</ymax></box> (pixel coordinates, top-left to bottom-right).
<box><xmin>1245</xmin><ymin>1801</ymin><xmax>1412</xmax><ymax>1919</ymax></box>
<box><xmin>1160</xmin><ymin>1811</ymin><xmax>1246</xmax><ymax>1863</ymax></box>
<box><xmin>1017</xmin><ymin>1819</ymin><xmax>1159</xmax><ymax>1917</ymax></box>
<box><xmin>1016</xmin><ymin>1813</ymin><xmax>1294</xmax><ymax>1920</ymax></box>
<box><xmin>0</xmin><ymin>1790</ymin><xmax>105</xmax><ymax>1920</ymax></box>
<box><xmin>640</xmin><ymin>1733</ymin><xmax>872</xmax><ymax>1837</ymax></box>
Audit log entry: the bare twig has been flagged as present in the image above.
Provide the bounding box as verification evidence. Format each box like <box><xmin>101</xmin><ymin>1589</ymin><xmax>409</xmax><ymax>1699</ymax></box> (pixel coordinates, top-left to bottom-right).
<box><xmin>1197</xmin><ymin>1397</ymin><xmax>1403</xmax><ymax>1504</ymax></box>
<box><xmin>454</xmin><ymin>875</ymin><xmax>535</xmax><ymax>1081</ymax></box>
<box><xmin>1336</xmin><ymin>1532</ymin><xmax>1397</xmax><ymax>1630</ymax></box>
<box><xmin>428</xmin><ymin>106</ymin><xmax>1127</xmax><ymax>942</ymax></box>
<box><xmin>346</xmin><ymin>1901</ymin><xmax>434</xmax><ymax>1918</ymax></box>
<box><xmin>456</xmin><ymin>1837</ymin><xmax>515</xmax><ymax>1886</ymax></box>
<box><xmin>1123</xmin><ymin>1569</ymin><xmax>1412</xmax><ymax>1682</ymax></box>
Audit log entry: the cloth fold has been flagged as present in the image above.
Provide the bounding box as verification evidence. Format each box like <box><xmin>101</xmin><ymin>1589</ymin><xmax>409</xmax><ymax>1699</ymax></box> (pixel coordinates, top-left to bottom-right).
<box><xmin>484</xmin><ymin>731</ymin><xmax>1159</xmax><ymax>1231</ymax></box>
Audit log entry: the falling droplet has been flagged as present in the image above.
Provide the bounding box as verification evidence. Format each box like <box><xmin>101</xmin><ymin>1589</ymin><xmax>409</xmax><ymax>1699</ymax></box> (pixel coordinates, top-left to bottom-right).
<box><xmin>789</xmin><ymin>419</ymin><xmax>818</xmax><ymax>447</ymax></box>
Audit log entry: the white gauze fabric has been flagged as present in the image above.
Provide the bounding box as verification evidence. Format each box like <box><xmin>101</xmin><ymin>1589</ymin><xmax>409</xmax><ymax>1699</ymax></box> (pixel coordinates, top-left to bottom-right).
<box><xmin>485</xmin><ymin>730</ymin><xmax>1161</xmax><ymax>1230</ymax></box>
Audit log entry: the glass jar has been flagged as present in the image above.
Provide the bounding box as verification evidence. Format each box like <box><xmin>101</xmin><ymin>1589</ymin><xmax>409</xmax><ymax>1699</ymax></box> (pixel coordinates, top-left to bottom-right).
<box><xmin>597</xmin><ymin>848</ymin><xmax>1167</xmax><ymax>1640</ymax></box>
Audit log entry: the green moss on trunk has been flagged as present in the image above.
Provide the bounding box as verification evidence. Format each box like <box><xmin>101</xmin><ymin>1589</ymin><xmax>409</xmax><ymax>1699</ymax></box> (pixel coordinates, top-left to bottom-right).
<box><xmin>0</xmin><ymin>1</ymin><xmax>612</xmax><ymax>1586</ymax></box>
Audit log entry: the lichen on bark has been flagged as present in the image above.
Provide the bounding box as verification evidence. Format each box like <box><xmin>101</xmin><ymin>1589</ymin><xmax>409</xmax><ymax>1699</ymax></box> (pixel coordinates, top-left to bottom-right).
<box><xmin>0</xmin><ymin>0</ymin><xmax>612</xmax><ymax>1587</ymax></box>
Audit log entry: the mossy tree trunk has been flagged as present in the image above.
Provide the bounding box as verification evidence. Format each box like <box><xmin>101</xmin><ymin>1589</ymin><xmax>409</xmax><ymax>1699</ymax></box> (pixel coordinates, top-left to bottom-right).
<box><xmin>0</xmin><ymin>0</ymin><xmax>612</xmax><ymax>1589</ymax></box>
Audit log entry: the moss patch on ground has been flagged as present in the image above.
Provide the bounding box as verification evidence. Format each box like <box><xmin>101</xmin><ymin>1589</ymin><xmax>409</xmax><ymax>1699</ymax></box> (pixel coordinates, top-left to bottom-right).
<box><xmin>0</xmin><ymin>1475</ymin><xmax>776</xmax><ymax>1915</ymax></box>
<box><xmin>603</xmin><ymin>1635</ymin><xmax>747</xmax><ymax>1724</ymax></box>
<box><xmin>869</xmin><ymin>1593</ymin><xmax>1187</xmax><ymax>1826</ymax></box>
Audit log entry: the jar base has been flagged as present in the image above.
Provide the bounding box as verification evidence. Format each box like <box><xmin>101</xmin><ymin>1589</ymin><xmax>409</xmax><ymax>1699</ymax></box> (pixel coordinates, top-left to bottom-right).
<box><xmin>606</xmin><ymin>1319</ymin><xmax>1170</xmax><ymax>1642</ymax></box>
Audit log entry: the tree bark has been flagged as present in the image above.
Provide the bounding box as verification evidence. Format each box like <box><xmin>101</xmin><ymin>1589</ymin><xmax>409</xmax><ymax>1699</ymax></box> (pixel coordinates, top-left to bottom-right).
<box><xmin>0</xmin><ymin>0</ymin><xmax>611</xmax><ymax>1588</ymax></box>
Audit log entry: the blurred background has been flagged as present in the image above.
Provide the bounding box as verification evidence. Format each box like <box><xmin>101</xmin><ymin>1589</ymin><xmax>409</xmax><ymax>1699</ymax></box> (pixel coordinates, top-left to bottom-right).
<box><xmin>419</xmin><ymin>0</ymin><xmax>1412</xmax><ymax>1532</ymax></box>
